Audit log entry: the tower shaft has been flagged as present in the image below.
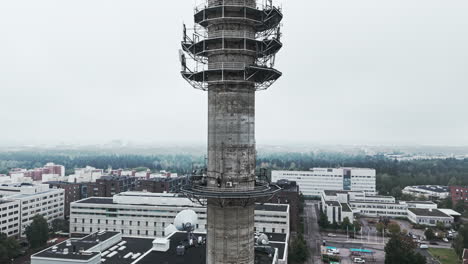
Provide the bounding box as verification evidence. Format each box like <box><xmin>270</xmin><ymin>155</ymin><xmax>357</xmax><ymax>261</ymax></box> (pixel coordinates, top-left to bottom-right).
<box><xmin>181</xmin><ymin>0</ymin><xmax>283</xmax><ymax>263</ymax></box>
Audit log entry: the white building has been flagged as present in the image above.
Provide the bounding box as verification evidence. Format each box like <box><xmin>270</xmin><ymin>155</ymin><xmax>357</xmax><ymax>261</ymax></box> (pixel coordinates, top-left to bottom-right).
<box><xmin>272</xmin><ymin>168</ymin><xmax>376</xmax><ymax>197</ymax></box>
<box><xmin>0</xmin><ymin>200</ymin><xmax>20</xmax><ymax>237</ymax></box>
<box><xmin>320</xmin><ymin>190</ymin><xmax>442</xmax><ymax>223</ymax></box>
<box><xmin>407</xmin><ymin>208</ymin><xmax>454</xmax><ymax>227</ymax></box>
<box><xmin>0</xmin><ymin>183</ymin><xmax>65</xmax><ymax>236</ymax></box>
<box><xmin>68</xmin><ymin>166</ymin><xmax>104</xmax><ymax>183</ymax></box>
<box><xmin>70</xmin><ymin>192</ymin><xmax>289</xmax><ymax>238</ymax></box>
<box><xmin>402</xmin><ymin>185</ymin><xmax>449</xmax><ymax>199</ymax></box>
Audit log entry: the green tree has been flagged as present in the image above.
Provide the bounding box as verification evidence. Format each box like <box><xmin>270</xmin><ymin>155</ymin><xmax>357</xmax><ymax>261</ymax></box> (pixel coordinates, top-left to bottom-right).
<box><xmin>455</xmin><ymin>200</ymin><xmax>465</xmax><ymax>214</ymax></box>
<box><xmin>25</xmin><ymin>215</ymin><xmax>50</xmax><ymax>249</ymax></box>
<box><xmin>51</xmin><ymin>219</ymin><xmax>69</xmax><ymax>233</ymax></box>
<box><xmin>376</xmin><ymin>222</ymin><xmax>385</xmax><ymax>234</ymax></box>
<box><xmin>385</xmin><ymin>234</ymin><xmax>426</xmax><ymax>264</ymax></box>
<box><xmin>436</xmin><ymin>221</ymin><xmax>445</xmax><ymax>231</ymax></box>
<box><xmin>448</xmin><ymin>177</ymin><xmax>458</xmax><ymax>186</ymax></box>
<box><xmin>318</xmin><ymin>212</ymin><xmax>330</xmax><ymax>229</ymax></box>
<box><xmin>352</xmin><ymin>220</ymin><xmax>362</xmax><ymax>232</ymax></box>
<box><xmin>453</xmin><ymin>225</ymin><xmax>468</xmax><ymax>258</ymax></box>
<box><xmin>341</xmin><ymin>217</ymin><xmax>352</xmax><ymax>231</ymax></box>
<box><xmin>387</xmin><ymin>222</ymin><xmax>401</xmax><ymax>235</ymax></box>
<box><xmin>424</xmin><ymin>229</ymin><xmax>436</xmax><ymax>241</ymax></box>
<box><xmin>0</xmin><ymin>233</ymin><xmax>21</xmax><ymax>263</ymax></box>
<box><xmin>289</xmin><ymin>234</ymin><xmax>309</xmax><ymax>263</ymax></box>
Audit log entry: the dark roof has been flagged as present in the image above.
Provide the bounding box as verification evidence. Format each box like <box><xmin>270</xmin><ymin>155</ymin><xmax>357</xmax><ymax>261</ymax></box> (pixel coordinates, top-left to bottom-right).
<box><xmin>138</xmin><ymin>232</ymin><xmax>281</xmax><ymax>264</ymax></box>
<box><xmin>341</xmin><ymin>203</ymin><xmax>352</xmax><ymax>212</ymax></box>
<box><xmin>76</xmin><ymin>197</ymin><xmax>115</xmax><ymax>204</ymax></box>
<box><xmin>405</xmin><ymin>201</ymin><xmax>437</xmax><ymax>205</ymax></box>
<box><xmin>324</xmin><ymin>190</ymin><xmax>349</xmax><ymax>196</ymax></box>
<box><xmin>326</xmin><ymin>201</ymin><xmax>340</xmax><ymax>207</ymax></box>
<box><xmin>0</xmin><ymin>200</ymin><xmax>16</xmax><ymax>205</ymax></box>
<box><xmin>103</xmin><ymin>237</ymin><xmax>154</xmax><ymax>264</ymax></box>
<box><xmin>33</xmin><ymin>232</ymin><xmax>120</xmax><ymax>260</ymax></box>
<box><xmin>408</xmin><ymin>208</ymin><xmax>451</xmax><ymax>217</ymax></box>
<box><xmin>255</xmin><ymin>204</ymin><xmax>288</xmax><ymax>212</ymax></box>
<box><xmin>412</xmin><ymin>185</ymin><xmax>449</xmax><ymax>193</ymax></box>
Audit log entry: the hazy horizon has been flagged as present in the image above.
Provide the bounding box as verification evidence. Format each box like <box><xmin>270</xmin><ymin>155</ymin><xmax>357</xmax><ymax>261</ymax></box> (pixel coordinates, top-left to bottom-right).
<box><xmin>1</xmin><ymin>0</ymin><xmax>467</xmax><ymax>146</ymax></box>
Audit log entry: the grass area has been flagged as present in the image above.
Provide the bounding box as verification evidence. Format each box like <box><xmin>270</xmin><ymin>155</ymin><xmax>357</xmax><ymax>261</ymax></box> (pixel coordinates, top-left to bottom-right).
<box><xmin>428</xmin><ymin>248</ymin><xmax>460</xmax><ymax>264</ymax></box>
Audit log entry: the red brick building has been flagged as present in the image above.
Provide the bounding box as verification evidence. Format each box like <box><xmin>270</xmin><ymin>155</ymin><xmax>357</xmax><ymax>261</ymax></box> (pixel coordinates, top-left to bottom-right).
<box><xmin>450</xmin><ymin>185</ymin><xmax>468</xmax><ymax>205</ymax></box>
<box><xmin>272</xmin><ymin>179</ymin><xmax>301</xmax><ymax>232</ymax></box>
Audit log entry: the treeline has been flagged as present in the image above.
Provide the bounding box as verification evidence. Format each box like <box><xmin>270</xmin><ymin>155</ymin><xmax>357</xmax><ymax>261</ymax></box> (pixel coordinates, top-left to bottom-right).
<box><xmin>257</xmin><ymin>152</ymin><xmax>468</xmax><ymax>196</ymax></box>
<box><xmin>1</xmin><ymin>151</ymin><xmax>468</xmax><ymax>196</ymax></box>
<box><xmin>0</xmin><ymin>152</ymin><xmax>205</xmax><ymax>175</ymax></box>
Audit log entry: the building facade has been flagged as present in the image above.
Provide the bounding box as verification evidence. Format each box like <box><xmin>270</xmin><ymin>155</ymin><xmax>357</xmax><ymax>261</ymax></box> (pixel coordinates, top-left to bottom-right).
<box><xmin>402</xmin><ymin>185</ymin><xmax>449</xmax><ymax>199</ymax></box>
<box><xmin>70</xmin><ymin>192</ymin><xmax>289</xmax><ymax>239</ymax></box>
<box><xmin>407</xmin><ymin>208</ymin><xmax>454</xmax><ymax>227</ymax></box>
<box><xmin>0</xmin><ymin>200</ymin><xmax>20</xmax><ymax>237</ymax></box>
<box><xmin>0</xmin><ymin>183</ymin><xmax>65</xmax><ymax>236</ymax></box>
<box><xmin>450</xmin><ymin>186</ymin><xmax>468</xmax><ymax>205</ymax></box>
<box><xmin>272</xmin><ymin>180</ymin><xmax>300</xmax><ymax>232</ymax></box>
<box><xmin>272</xmin><ymin>168</ymin><xmax>376</xmax><ymax>197</ymax></box>
<box><xmin>47</xmin><ymin>181</ymin><xmax>82</xmax><ymax>218</ymax></box>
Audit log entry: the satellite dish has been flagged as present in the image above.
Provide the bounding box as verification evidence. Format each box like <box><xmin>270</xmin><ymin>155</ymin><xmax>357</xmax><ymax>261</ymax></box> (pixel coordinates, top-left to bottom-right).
<box><xmin>174</xmin><ymin>210</ymin><xmax>198</xmax><ymax>232</ymax></box>
<box><xmin>256</xmin><ymin>233</ymin><xmax>269</xmax><ymax>245</ymax></box>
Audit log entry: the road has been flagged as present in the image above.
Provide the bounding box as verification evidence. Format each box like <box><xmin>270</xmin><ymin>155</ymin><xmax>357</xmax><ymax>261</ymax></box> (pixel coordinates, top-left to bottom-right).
<box><xmin>304</xmin><ymin>201</ymin><xmax>322</xmax><ymax>264</ymax></box>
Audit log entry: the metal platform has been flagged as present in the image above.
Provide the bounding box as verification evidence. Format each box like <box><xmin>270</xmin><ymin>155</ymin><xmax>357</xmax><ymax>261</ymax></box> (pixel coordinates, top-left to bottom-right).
<box><xmin>181</xmin><ymin>63</ymin><xmax>281</xmax><ymax>91</ymax></box>
<box><xmin>181</xmin><ymin>176</ymin><xmax>281</xmax><ymax>203</ymax></box>
<box><xmin>194</xmin><ymin>5</ymin><xmax>283</xmax><ymax>32</ymax></box>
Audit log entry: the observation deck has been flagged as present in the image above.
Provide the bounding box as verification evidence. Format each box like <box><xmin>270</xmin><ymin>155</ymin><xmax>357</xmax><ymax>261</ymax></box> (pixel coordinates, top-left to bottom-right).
<box><xmin>194</xmin><ymin>0</ymin><xmax>283</xmax><ymax>32</ymax></box>
<box><xmin>182</xmin><ymin>175</ymin><xmax>281</xmax><ymax>204</ymax></box>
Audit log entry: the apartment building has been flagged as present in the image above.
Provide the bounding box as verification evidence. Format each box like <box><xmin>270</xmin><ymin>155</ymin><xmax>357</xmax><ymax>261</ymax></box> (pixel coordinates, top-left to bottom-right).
<box><xmin>272</xmin><ymin>168</ymin><xmax>376</xmax><ymax>197</ymax></box>
<box><xmin>0</xmin><ymin>200</ymin><xmax>20</xmax><ymax>237</ymax></box>
<box><xmin>70</xmin><ymin>192</ymin><xmax>289</xmax><ymax>239</ymax></box>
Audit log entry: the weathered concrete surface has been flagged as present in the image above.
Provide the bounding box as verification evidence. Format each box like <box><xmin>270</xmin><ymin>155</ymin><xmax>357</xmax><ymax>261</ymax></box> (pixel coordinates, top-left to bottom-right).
<box><xmin>205</xmin><ymin>0</ymin><xmax>258</xmax><ymax>263</ymax></box>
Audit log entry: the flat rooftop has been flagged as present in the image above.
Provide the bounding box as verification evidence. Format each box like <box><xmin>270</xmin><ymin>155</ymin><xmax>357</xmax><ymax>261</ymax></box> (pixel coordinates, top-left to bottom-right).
<box><xmin>408</xmin><ymin>208</ymin><xmax>451</xmax><ymax>217</ymax></box>
<box><xmin>138</xmin><ymin>232</ymin><xmax>285</xmax><ymax>264</ymax></box>
<box><xmin>33</xmin><ymin>232</ymin><xmax>121</xmax><ymax>260</ymax></box>
<box><xmin>410</xmin><ymin>185</ymin><xmax>449</xmax><ymax>193</ymax></box>
<box><xmin>341</xmin><ymin>203</ymin><xmax>352</xmax><ymax>212</ymax></box>
<box><xmin>324</xmin><ymin>190</ymin><xmax>349</xmax><ymax>196</ymax></box>
<box><xmin>326</xmin><ymin>201</ymin><xmax>341</xmax><ymax>207</ymax></box>
<box><xmin>75</xmin><ymin>197</ymin><xmax>288</xmax><ymax>212</ymax></box>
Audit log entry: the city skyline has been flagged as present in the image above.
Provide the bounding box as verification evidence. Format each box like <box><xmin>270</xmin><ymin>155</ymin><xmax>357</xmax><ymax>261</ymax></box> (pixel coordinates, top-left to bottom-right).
<box><xmin>1</xmin><ymin>0</ymin><xmax>467</xmax><ymax>146</ymax></box>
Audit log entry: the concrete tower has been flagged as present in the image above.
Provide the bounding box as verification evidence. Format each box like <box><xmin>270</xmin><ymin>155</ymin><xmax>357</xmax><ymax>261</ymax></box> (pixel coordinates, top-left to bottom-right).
<box><xmin>181</xmin><ymin>1</ymin><xmax>283</xmax><ymax>263</ymax></box>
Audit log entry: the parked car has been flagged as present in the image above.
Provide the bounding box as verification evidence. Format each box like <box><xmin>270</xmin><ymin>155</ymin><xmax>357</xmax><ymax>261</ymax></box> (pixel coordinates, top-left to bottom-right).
<box><xmin>353</xmin><ymin>257</ymin><xmax>366</xmax><ymax>263</ymax></box>
<box><xmin>443</xmin><ymin>238</ymin><xmax>449</xmax><ymax>242</ymax></box>
<box><xmin>429</xmin><ymin>241</ymin><xmax>438</xmax><ymax>245</ymax></box>
<box><xmin>328</xmin><ymin>233</ymin><xmax>337</xmax><ymax>237</ymax></box>
<box><xmin>419</xmin><ymin>244</ymin><xmax>429</xmax><ymax>249</ymax></box>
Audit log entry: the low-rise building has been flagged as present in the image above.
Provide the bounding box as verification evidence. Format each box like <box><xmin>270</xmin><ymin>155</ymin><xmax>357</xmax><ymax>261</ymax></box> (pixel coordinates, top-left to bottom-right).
<box><xmin>31</xmin><ymin>230</ymin><xmax>287</xmax><ymax>264</ymax></box>
<box><xmin>407</xmin><ymin>208</ymin><xmax>454</xmax><ymax>227</ymax></box>
<box><xmin>70</xmin><ymin>192</ymin><xmax>289</xmax><ymax>239</ymax></box>
<box><xmin>272</xmin><ymin>168</ymin><xmax>376</xmax><ymax>197</ymax></box>
<box><xmin>320</xmin><ymin>190</ymin><xmax>444</xmax><ymax>224</ymax></box>
<box><xmin>402</xmin><ymin>185</ymin><xmax>449</xmax><ymax>199</ymax></box>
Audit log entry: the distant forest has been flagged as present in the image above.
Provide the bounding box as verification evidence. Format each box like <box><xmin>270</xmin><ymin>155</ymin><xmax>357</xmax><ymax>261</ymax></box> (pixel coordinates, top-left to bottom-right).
<box><xmin>1</xmin><ymin>151</ymin><xmax>468</xmax><ymax>196</ymax></box>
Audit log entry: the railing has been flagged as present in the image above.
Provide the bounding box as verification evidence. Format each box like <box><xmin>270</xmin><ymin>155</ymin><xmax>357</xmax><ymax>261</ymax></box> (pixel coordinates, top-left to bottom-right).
<box><xmin>195</xmin><ymin>0</ymin><xmax>258</xmax><ymax>12</ymax></box>
<box><xmin>207</xmin><ymin>62</ymin><xmax>247</xmax><ymax>70</ymax></box>
<box><xmin>208</xmin><ymin>30</ymin><xmax>256</xmax><ymax>39</ymax></box>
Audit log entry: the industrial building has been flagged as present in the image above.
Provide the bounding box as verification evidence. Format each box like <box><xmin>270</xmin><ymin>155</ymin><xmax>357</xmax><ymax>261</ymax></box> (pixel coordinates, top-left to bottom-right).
<box><xmin>31</xmin><ymin>230</ymin><xmax>288</xmax><ymax>264</ymax></box>
<box><xmin>0</xmin><ymin>183</ymin><xmax>64</xmax><ymax>237</ymax></box>
<box><xmin>272</xmin><ymin>168</ymin><xmax>376</xmax><ymax>197</ymax></box>
<box><xmin>70</xmin><ymin>192</ymin><xmax>289</xmax><ymax>239</ymax></box>
<box><xmin>179</xmin><ymin>0</ymin><xmax>284</xmax><ymax>263</ymax></box>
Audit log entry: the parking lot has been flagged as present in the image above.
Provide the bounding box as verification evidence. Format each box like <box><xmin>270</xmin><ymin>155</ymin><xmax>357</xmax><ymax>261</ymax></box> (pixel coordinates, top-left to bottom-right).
<box><xmin>321</xmin><ymin>239</ymin><xmax>386</xmax><ymax>264</ymax></box>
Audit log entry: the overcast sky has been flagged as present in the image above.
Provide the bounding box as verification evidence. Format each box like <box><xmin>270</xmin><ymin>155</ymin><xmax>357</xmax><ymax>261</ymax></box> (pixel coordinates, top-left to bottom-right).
<box><xmin>0</xmin><ymin>0</ymin><xmax>467</xmax><ymax>146</ymax></box>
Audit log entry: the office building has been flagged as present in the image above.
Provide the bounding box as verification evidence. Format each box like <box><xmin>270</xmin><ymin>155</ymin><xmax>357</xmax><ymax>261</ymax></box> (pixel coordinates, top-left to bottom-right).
<box><xmin>407</xmin><ymin>208</ymin><xmax>454</xmax><ymax>227</ymax></box>
<box><xmin>0</xmin><ymin>183</ymin><xmax>64</xmax><ymax>236</ymax></box>
<box><xmin>0</xmin><ymin>199</ymin><xmax>20</xmax><ymax>237</ymax></box>
<box><xmin>70</xmin><ymin>192</ymin><xmax>289</xmax><ymax>239</ymax></box>
<box><xmin>272</xmin><ymin>168</ymin><xmax>376</xmax><ymax>197</ymax></box>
